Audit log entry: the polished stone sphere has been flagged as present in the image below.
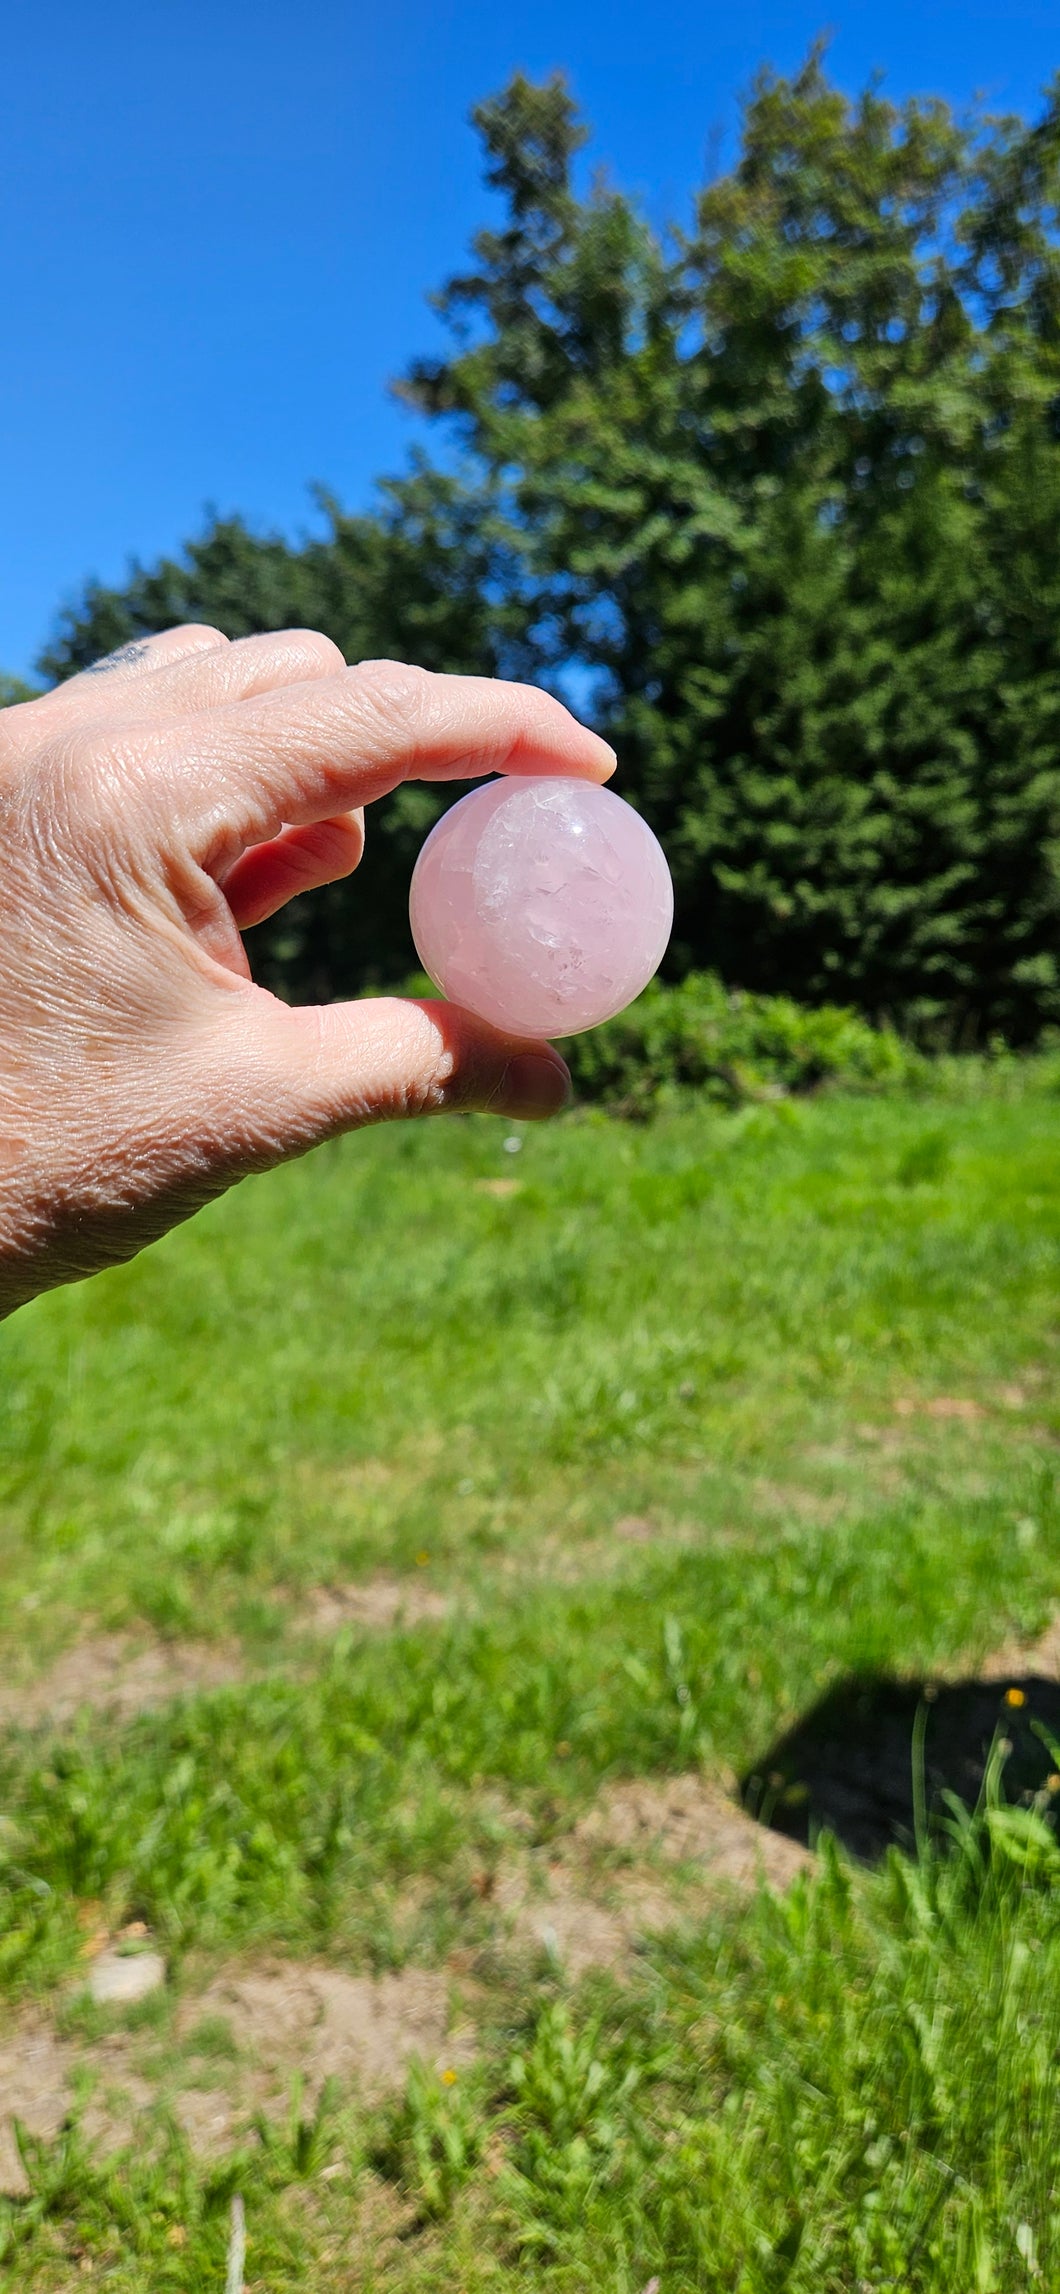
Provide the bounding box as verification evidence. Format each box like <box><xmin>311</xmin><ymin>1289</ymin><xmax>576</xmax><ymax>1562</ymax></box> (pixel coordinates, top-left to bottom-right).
<box><xmin>409</xmin><ymin>774</ymin><xmax>673</xmax><ymax>1039</ymax></box>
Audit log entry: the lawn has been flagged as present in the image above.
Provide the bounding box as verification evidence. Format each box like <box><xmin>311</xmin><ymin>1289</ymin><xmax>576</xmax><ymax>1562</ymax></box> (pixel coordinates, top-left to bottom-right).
<box><xmin>0</xmin><ymin>1070</ymin><xmax>1057</xmax><ymax>2288</ymax></box>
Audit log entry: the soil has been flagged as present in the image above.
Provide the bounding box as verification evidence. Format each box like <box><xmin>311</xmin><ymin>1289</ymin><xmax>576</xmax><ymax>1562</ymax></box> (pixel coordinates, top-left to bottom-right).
<box><xmin>5</xmin><ymin>1585</ymin><xmax>1060</xmax><ymax>2183</ymax></box>
<box><xmin>505</xmin><ymin>1876</ymin><xmax>635</xmax><ymax>1978</ymax></box>
<box><xmin>0</xmin><ymin>1633</ymin><xmax>245</xmax><ymax>1731</ymax></box>
<box><xmin>0</xmin><ymin>1574</ymin><xmax>452</xmax><ymax>1735</ymax></box>
<box><xmin>0</xmin><ymin>1764</ymin><xmax>816</xmax><ymax>2185</ymax></box>
<box><xmin>0</xmin><ymin>1961</ymin><xmax>477</xmax><ymax>2194</ymax></box>
<box><xmin>982</xmin><ymin>1612</ymin><xmax>1060</xmax><ymax>1683</ymax></box>
<box><xmin>483</xmin><ymin>1770</ymin><xmax>812</xmax><ymax>1983</ymax></box>
<box><xmin>894</xmin><ymin>1395</ymin><xmax>986</xmax><ymax>1422</ymax></box>
<box><xmin>180</xmin><ymin>1961</ymin><xmax>474</xmax><ymax>2104</ymax></box>
<box><xmin>298</xmin><ymin>1576</ymin><xmax>450</xmax><ymax>1634</ymax></box>
<box><xmin>0</xmin><ymin>2018</ymin><xmax>76</xmax><ymax>2197</ymax></box>
<box><xmin>576</xmin><ymin>1772</ymin><xmax>812</xmax><ymax>1891</ymax></box>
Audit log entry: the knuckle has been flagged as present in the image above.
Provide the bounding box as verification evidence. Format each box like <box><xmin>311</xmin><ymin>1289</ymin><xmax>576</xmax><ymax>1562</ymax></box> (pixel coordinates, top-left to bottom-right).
<box><xmin>345</xmin><ymin>658</ymin><xmax>433</xmax><ymax>743</ymax></box>
<box><xmin>171</xmin><ymin>623</ymin><xmax>228</xmax><ymax>648</ymax></box>
<box><xmin>282</xmin><ymin>628</ymin><xmax>347</xmax><ymax>674</ymax></box>
<box><xmin>230</xmin><ymin>629</ymin><xmax>345</xmax><ymax>680</ymax></box>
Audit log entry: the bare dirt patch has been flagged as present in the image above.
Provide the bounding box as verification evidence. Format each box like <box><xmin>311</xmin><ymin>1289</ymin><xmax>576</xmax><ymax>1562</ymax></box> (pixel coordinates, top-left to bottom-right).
<box><xmin>181</xmin><ymin>1962</ymin><xmax>474</xmax><ymax>2107</ymax></box>
<box><xmin>0</xmin><ymin>1961</ymin><xmax>477</xmax><ymax>2185</ymax></box>
<box><xmin>0</xmin><ymin>1633</ymin><xmax>245</xmax><ymax>1732</ymax></box>
<box><xmin>298</xmin><ymin>1575</ymin><xmax>450</xmax><ymax>1635</ymax></box>
<box><xmin>982</xmin><ymin>1612</ymin><xmax>1060</xmax><ymax>1683</ymax></box>
<box><xmin>502</xmin><ymin>1514</ymin><xmax>701</xmax><ymax>1591</ymax></box>
<box><xmin>576</xmin><ymin>1773</ymin><xmax>812</xmax><ymax>1892</ymax></box>
<box><xmin>0</xmin><ymin>2016</ymin><xmax>77</xmax><ymax>2196</ymax></box>
<box><xmin>612</xmin><ymin>1514</ymin><xmax>663</xmax><ymax>1543</ymax></box>
<box><xmin>894</xmin><ymin>1396</ymin><xmax>986</xmax><ymax>1422</ymax></box>
<box><xmin>0</xmin><ymin>2011</ymin><xmax>156</xmax><ymax>2197</ymax></box>
<box><xmin>0</xmin><ymin>1574</ymin><xmax>452</xmax><ymax>1735</ymax></box>
<box><xmin>0</xmin><ymin>1770</ymin><xmax>816</xmax><ymax>2183</ymax></box>
<box><xmin>502</xmin><ymin>1873</ymin><xmax>634</xmax><ymax>1979</ymax></box>
<box><xmin>486</xmin><ymin>1774</ymin><xmax>811</xmax><ymax>1980</ymax></box>
<box><xmin>751</xmin><ymin>1480</ymin><xmax>849</xmax><ymax>1524</ymax></box>
<box><xmin>607</xmin><ymin>1512</ymin><xmax>702</xmax><ymax>1552</ymax></box>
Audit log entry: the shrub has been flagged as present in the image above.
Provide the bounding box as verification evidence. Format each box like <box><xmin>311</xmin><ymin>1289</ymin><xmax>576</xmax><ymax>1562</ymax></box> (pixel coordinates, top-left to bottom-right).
<box><xmin>559</xmin><ymin>972</ymin><xmax>923</xmax><ymax>1113</ymax></box>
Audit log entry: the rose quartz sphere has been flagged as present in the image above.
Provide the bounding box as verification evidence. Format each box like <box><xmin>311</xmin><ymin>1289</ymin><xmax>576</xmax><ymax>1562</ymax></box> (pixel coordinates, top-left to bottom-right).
<box><xmin>409</xmin><ymin>774</ymin><xmax>674</xmax><ymax>1039</ymax></box>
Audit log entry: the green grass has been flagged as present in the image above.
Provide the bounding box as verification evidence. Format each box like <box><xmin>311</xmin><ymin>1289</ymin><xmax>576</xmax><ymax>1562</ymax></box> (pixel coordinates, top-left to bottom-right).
<box><xmin>0</xmin><ymin>1073</ymin><xmax>1058</xmax><ymax>2286</ymax></box>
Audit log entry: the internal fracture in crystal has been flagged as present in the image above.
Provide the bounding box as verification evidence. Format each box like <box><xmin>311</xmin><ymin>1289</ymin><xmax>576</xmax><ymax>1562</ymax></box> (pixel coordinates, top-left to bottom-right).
<box><xmin>409</xmin><ymin>775</ymin><xmax>673</xmax><ymax>1038</ymax></box>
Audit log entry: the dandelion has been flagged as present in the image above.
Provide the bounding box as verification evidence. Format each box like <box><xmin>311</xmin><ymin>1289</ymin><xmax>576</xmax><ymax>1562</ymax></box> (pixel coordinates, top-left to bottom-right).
<box><xmin>441</xmin><ymin>2068</ymin><xmax>458</xmax><ymax>2086</ymax></box>
<box><xmin>1004</xmin><ymin>1686</ymin><xmax>1027</xmax><ymax>1708</ymax></box>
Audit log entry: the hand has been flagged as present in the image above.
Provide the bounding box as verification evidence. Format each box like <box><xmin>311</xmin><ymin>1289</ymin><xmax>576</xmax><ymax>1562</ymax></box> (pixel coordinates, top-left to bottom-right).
<box><xmin>0</xmin><ymin>626</ymin><xmax>614</xmax><ymax>1317</ymax></box>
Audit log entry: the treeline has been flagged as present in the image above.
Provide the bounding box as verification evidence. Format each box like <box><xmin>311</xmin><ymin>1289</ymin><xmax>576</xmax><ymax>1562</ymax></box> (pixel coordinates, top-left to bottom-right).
<box><xmin>38</xmin><ymin>53</ymin><xmax>1060</xmax><ymax>1040</ymax></box>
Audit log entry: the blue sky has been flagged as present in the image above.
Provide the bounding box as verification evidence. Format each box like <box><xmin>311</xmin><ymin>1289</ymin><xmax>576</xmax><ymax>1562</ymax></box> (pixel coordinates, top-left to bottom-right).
<box><xmin>3</xmin><ymin>0</ymin><xmax>1057</xmax><ymax>679</ymax></box>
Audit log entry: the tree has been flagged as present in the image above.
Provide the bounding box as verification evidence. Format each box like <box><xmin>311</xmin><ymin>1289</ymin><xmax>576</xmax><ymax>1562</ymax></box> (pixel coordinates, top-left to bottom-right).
<box><xmin>402</xmin><ymin>56</ymin><xmax>1060</xmax><ymax>1040</ymax></box>
<box><xmin>0</xmin><ymin>674</ymin><xmax>43</xmax><ymax>706</ymax></box>
<box><xmin>41</xmin><ymin>472</ymin><xmax>511</xmax><ymax>995</ymax></box>
<box><xmin>41</xmin><ymin>56</ymin><xmax>1060</xmax><ymax>1038</ymax></box>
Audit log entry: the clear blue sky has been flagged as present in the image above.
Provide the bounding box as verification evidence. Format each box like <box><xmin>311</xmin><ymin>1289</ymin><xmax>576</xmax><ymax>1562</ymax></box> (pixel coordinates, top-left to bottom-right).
<box><xmin>3</xmin><ymin>0</ymin><xmax>1057</xmax><ymax>679</ymax></box>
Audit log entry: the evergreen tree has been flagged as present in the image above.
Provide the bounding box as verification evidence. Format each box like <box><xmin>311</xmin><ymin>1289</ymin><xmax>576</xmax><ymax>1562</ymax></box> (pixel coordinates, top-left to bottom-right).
<box><xmin>41</xmin><ymin>56</ymin><xmax>1060</xmax><ymax>1037</ymax></box>
<box><xmin>402</xmin><ymin>56</ymin><xmax>1060</xmax><ymax>1039</ymax></box>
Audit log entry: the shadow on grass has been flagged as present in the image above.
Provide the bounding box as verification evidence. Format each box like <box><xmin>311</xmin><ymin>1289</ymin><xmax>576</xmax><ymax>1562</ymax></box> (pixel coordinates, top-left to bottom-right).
<box><xmin>743</xmin><ymin>1671</ymin><xmax>1060</xmax><ymax>1862</ymax></box>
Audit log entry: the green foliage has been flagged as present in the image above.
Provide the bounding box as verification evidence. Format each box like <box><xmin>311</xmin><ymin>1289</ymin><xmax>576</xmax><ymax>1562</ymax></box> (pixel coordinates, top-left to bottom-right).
<box><xmin>0</xmin><ymin>1083</ymin><xmax>1055</xmax><ymax>2001</ymax></box>
<box><xmin>500</xmin><ymin>2002</ymin><xmax>647</xmax><ymax>2248</ymax></box>
<box><xmin>487</xmin><ymin>1835</ymin><xmax>1060</xmax><ymax>2289</ymax></box>
<box><xmin>7</xmin><ymin>1828</ymin><xmax>1060</xmax><ymax>2287</ymax></box>
<box><xmin>406</xmin><ymin>55</ymin><xmax>1060</xmax><ymax>1042</ymax></box>
<box><xmin>561</xmin><ymin>970</ymin><xmax>922</xmax><ymax>1111</ymax></box>
<box><xmin>39</xmin><ymin>479</ymin><xmax>507</xmax><ymax>995</ymax></box>
<box><xmin>0</xmin><ymin>674</ymin><xmax>43</xmax><ymax>707</ymax></box>
<box><xmin>253</xmin><ymin>2076</ymin><xmax>343</xmax><ymax>2181</ymax></box>
<box><xmin>39</xmin><ymin>55</ymin><xmax>1060</xmax><ymax>1034</ymax></box>
<box><xmin>0</xmin><ymin>1088</ymin><xmax>1056</xmax><ymax>2284</ymax></box>
<box><xmin>371</xmin><ymin>2061</ymin><xmax>484</xmax><ymax>2220</ymax></box>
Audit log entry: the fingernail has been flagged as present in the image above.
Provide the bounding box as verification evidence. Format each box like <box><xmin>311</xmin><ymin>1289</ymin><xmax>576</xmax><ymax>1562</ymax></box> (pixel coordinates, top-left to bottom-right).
<box><xmin>495</xmin><ymin>1053</ymin><xmax>572</xmax><ymax>1119</ymax></box>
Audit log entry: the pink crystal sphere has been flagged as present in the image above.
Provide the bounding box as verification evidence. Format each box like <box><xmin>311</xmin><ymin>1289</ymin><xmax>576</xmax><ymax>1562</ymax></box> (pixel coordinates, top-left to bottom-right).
<box><xmin>409</xmin><ymin>774</ymin><xmax>674</xmax><ymax>1039</ymax></box>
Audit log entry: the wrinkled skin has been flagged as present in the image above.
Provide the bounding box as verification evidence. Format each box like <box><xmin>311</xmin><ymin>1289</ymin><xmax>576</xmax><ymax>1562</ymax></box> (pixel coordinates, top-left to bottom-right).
<box><xmin>0</xmin><ymin>625</ymin><xmax>614</xmax><ymax>1319</ymax></box>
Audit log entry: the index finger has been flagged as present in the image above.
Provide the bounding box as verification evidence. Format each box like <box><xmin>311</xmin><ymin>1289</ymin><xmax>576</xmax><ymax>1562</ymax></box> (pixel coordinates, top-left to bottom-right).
<box><xmin>170</xmin><ymin>660</ymin><xmax>617</xmax><ymax>863</ymax></box>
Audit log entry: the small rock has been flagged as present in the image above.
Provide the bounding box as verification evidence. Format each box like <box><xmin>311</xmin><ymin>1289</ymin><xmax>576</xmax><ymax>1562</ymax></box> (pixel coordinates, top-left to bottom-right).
<box><xmin>88</xmin><ymin>1948</ymin><xmax>165</xmax><ymax>2005</ymax></box>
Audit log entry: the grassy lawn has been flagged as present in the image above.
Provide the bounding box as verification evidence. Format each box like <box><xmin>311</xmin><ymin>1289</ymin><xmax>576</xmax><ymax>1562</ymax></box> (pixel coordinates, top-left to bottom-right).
<box><xmin>0</xmin><ymin>1072</ymin><xmax>1057</xmax><ymax>2287</ymax></box>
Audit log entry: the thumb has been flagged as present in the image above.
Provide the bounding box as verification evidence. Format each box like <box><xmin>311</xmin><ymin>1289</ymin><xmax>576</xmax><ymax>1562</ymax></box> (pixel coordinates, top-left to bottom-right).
<box><xmin>216</xmin><ymin>988</ymin><xmax>572</xmax><ymax>1157</ymax></box>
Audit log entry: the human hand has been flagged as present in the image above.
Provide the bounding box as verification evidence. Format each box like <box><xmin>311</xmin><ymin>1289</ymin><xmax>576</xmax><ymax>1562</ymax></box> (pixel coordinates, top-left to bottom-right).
<box><xmin>0</xmin><ymin>626</ymin><xmax>614</xmax><ymax>1317</ymax></box>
